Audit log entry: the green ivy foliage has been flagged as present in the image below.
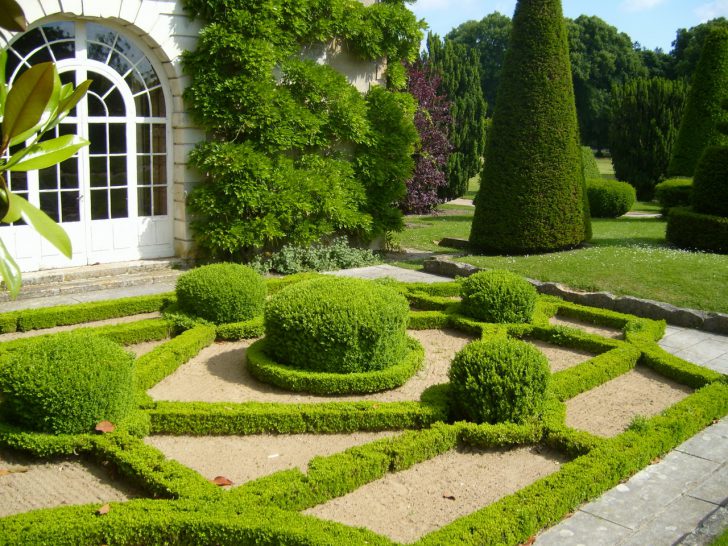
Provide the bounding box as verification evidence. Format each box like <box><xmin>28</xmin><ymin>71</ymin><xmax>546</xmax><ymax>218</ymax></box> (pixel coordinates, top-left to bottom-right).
<box><xmin>182</xmin><ymin>0</ymin><xmax>422</xmax><ymax>258</ymax></box>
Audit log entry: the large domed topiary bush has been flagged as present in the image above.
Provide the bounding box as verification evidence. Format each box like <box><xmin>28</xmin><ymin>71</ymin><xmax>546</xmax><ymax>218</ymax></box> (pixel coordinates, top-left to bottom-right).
<box><xmin>264</xmin><ymin>276</ymin><xmax>409</xmax><ymax>374</ymax></box>
<box><xmin>692</xmin><ymin>146</ymin><xmax>728</xmax><ymax>217</ymax></box>
<box><xmin>468</xmin><ymin>0</ymin><xmax>590</xmax><ymax>253</ymax></box>
<box><xmin>586</xmin><ymin>178</ymin><xmax>636</xmax><ymax>218</ymax></box>
<box><xmin>175</xmin><ymin>263</ymin><xmax>266</xmax><ymax>324</ymax></box>
<box><xmin>0</xmin><ymin>333</ymin><xmax>135</xmax><ymax>434</ymax></box>
<box><xmin>460</xmin><ymin>270</ymin><xmax>537</xmax><ymax>324</ymax></box>
<box><xmin>449</xmin><ymin>337</ymin><xmax>550</xmax><ymax>424</ymax></box>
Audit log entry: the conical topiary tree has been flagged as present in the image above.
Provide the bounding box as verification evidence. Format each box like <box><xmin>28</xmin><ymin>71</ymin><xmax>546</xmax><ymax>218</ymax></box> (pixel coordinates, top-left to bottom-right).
<box><xmin>692</xmin><ymin>98</ymin><xmax>728</xmax><ymax>217</ymax></box>
<box><xmin>668</xmin><ymin>28</ymin><xmax>728</xmax><ymax>177</ymax></box>
<box><xmin>469</xmin><ymin>0</ymin><xmax>589</xmax><ymax>253</ymax></box>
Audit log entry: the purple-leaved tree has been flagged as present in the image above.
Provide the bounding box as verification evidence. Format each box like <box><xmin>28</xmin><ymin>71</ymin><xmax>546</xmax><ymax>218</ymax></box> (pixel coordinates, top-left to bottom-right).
<box><xmin>400</xmin><ymin>61</ymin><xmax>452</xmax><ymax>214</ymax></box>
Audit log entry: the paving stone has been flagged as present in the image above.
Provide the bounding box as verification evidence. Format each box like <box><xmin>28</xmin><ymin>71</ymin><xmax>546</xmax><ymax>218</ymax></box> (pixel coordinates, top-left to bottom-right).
<box><xmin>581</xmin><ymin>451</ymin><xmax>719</xmax><ymax>530</ymax></box>
<box><xmin>677</xmin><ymin>424</ymin><xmax>728</xmax><ymax>463</ymax></box>
<box><xmin>688</xmin><ymin>464</ymin><xmax>728</xmax><ymax>506</ymax></box>
<box><xmin>678</xmin><ymin>506</ymin><xmax>728</xmax><ymax>546</ymax></box>
<box><xmin>328</xmin><ymin>265</ymin><xmax>450</xmax><ymax>284</ymax></box>
<box><xmin>620</xmin><ymin>495</ymin><xmax>719</xmax><ymax>546</ymax></box>
<box><xmin>672</xmin><ymin>343</ymin><xmax>728</xmax><ymax>366</ymax></box>
<box><xmin>533</xmin><ymin>511</ymin><xmax>630</xmax><ymax>545</ymax></box>
<box><xmin>659</xmin><ymin>329</ymin><xmax>704</xmax><ymax>351</ymax></box>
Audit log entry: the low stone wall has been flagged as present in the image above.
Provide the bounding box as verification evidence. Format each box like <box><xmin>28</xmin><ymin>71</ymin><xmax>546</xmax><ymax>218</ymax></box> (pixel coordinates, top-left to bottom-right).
<box><xmin>423</xmin><ymin>256</ymin><xmax>728</xmax><ymax>335</ymax></box>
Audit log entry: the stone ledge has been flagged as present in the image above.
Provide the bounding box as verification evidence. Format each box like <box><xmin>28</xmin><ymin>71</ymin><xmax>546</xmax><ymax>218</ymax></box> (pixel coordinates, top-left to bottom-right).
<box><xmin>423</xmin><ymin>256</ymin><xmax>728</xmax><ymax>335</ymax></box>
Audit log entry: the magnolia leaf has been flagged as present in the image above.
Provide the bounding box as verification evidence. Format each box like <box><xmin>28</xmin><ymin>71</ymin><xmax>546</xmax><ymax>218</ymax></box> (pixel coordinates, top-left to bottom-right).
<box><xmin>0</xmin><ymin>186</ymin><xmax>21</xmax><ymax>224</ymax></box>
<box><xmin>44</xmin><ymin>79</ymin><xmax>91</xmax><ymax>133</ymax></box>
<box><xmin>0</xmin><ymin>238</ymin><xmax>21</xmax><ymax>298</ymax></box>
<box><xmin>7</xmin><ymin>134</ymin><xmax>88</xmax><ymax>171</ymax></box>
<box><xmin>9</xmin><ymin>193</ymin><xmax>72</xmax><ymax>258</ymax></box>
<box><xmin>2</xmin><ymin>63</ymin><xmax>55</xmax><ymax>147</ymax></box>
<box><xmin>0</xmin><ymin>0</ymin><xmax>27</xmax><ymax>33</ymax></box>
<box><xmin>0</xmin><ymin>183</ymin><xmax>9</xmax><ymax>221</ymax></box>
<box><xmin>0</xmin><ymin>50</ymin><xmax>7</xmax><ymax>114</ymax></box>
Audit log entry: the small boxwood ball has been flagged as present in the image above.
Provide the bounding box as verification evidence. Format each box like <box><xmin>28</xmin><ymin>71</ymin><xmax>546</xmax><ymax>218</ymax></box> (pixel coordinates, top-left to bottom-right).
<box><xmin>460</xmin><ymin>270</ymin><xmax>537</xmax><ymax>323</ymax></box>
<box><xmin>449</xmin><ymin>338</ymin><xmax>550</xmax><ymax>424</ymax></box>
<box><xmin>264</xmin><ymin>276</ymin><xmax>409</xmax><ymax>373</ymax></box>
<box><xmin>176</xmin><ymin>263</ymin><xmax>265</xmax><ymax>324</ymax></box>
<box><xmin>0</xmin><ymin>333</ymin><xmax>135</xmax><ymax>434</ymax></box>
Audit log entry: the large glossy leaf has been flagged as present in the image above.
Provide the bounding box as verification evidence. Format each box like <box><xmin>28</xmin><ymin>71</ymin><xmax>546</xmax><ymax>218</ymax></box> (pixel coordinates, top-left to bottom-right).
<box><xmin>6</xmin><ymin>134</ymin><xmax>89</xmax><ymax>171</ymax></box>
<box><xmin>10</xmin><ymin>193</ymin><xmax>72</xmax><ymax>258</ymax></box>
<box><xmin>0</xmin><ymin>238</ymin><xmax>21</xmax><ymax>298</ymax></box>
<box><xmin>0</xmin><ymin>0</ymin><xmax>27</xmax><ymax>33</ymax></box>
<box><xmin>0</xmin><ymin>187</ymin><xmax>21</xmax><ymax>224</ymax></box>
<box><xmin>44</xmin><ymin>79</ymin><xmax>91</xmax><ymax>133</ymax></box>
<box><xmin>0</xmin><ymin>182</ymin><xmax>9</xmax><ymax>221</ymax></box>
<box><xmin>2</xmin><ymin>62</ymin><xmax>55</xmax><ymax>147</ymax></box>
<box><xmin>0</xmin><ymin>50</ymin><xmax>7</xmax><ymax>115</ymax></box>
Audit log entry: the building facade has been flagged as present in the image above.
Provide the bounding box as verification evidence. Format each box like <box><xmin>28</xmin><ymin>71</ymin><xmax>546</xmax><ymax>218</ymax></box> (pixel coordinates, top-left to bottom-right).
<box><xmin>2</xmin><ymin>0</ymin><xmax>381</xmax><ymax>272</ymax></box>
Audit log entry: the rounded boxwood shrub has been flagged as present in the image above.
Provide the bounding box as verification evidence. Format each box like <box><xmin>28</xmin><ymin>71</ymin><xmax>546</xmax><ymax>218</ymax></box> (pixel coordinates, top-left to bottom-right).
<box><xmin>586</xmin><ymin>178</ymin><xmax>636</xmax><ymax>218</ymax></box>
<box><xmin>692</xmin><ymin>146</ymin><xmax>728</xmax><ymax>217</ymax></box>
<box><xmin>460</xmin><ymin>270</ymin><xmax>537</xmax><ymax>324</ymax></box>
<box><xmin>448</xmin><ymin>338</ymin><xmax>550</xmax><ymax>424</ymax></box>
<box><xmin>264</xmin><ymin>277</ymin><xmax>409</xmax><ymax>373</ymax></box>
<box><xmin>655</xmin><ymin>177</ymin><xmax>693</xmax><ymax>211</ymax></box>
<box><xmin>176</xmin><ymin>263</ymin><xmax>265</xmax><ymax>324</ymax></box>
<box><xmin>0</xmin><ymin>333</ymin><xmax>135</xmax><ymax>434</ymax></box>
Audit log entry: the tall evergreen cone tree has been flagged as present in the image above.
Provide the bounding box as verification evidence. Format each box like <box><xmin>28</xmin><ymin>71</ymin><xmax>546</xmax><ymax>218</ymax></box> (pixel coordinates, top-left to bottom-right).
<box><xmin>469</xmin><ymin>0</ymin><xmax>589</xmax><ymax>253</ymax></box>
<box><xmin>668</xmin><ymin>28</ymin><xmax>728</xmax><ymax>177</ymax></box>
<box><xmin>426</xmin><ymin>34</ymin><xmax>488</xmax><ymax>199</ymax></box>
<box><xmin>692</xmin><ymin>98</ymin><xmax>728</xmax><ymax>217</ymax></box>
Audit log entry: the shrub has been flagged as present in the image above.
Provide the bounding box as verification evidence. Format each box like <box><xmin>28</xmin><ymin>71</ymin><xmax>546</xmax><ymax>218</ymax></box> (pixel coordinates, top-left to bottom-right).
<box><xmin>668</xmin><ymin>28</ymin><xmax>728</xmax><ymax>177</ymax></box>
<box><xmin>655</xmin><ymin>178</ymin><xmax>693</xmax><ymax>211</ymax></box>
<box><xmin>175</xmin><ymin>263</ymin><xmax>265</xmax><ymax>324</ymax></box>
<box><xmin>460</xmin><ymin>270</ymin><xmax>537</xmax><ymax>324</ymax></box>
<box><xmin>666</xmin><ymin>207</ymin><xmax>728</xmax><ymax>254</ymax></box>
<box><xmin>264</xmin><ymin>277</ymin><xmax>409</xmax><ymax>373</ymax></box>
<box><xmin>581</xmin><ymin>147</ymin><xmax>601</xmax><ymax>180</ymax></box>
<box><xmin>586</xmin><ymin>178</ymin><xmax>636</xmax><ymax>218</ymax></box>
<box><xmin>448</xmin><ymin>338</ymin><xmax>550</xmax><ymax>424</ymax></box>
<box><xmin>469</xmin><ymin>0</ymin><xmax>590</xmax><ymax>253</ymax></box>
<box><xmin>252</xmin><ymin>237</ymin><xmax>379</xmax><ymax>275</ymax></box>
<box><xmin>609</xmin><ymin>78</ymin><xmax>688</xmax><ymax>199</ymax></box>
<box><xmin>692</xmin><ymin>146</ymin><xmax>728</xmax><ymax>217</ymax></box>
<box><xmin>0</xmin><ymin>333</ymin><xmax>134</xmax><ymax>434</ymax></box>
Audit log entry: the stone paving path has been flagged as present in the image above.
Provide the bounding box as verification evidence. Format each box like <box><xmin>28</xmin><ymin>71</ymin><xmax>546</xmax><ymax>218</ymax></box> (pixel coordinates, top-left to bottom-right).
<box><xmin>0</xmin><ymin>263</ymin><xmax>726</xmax><ymax>544</ymax></box>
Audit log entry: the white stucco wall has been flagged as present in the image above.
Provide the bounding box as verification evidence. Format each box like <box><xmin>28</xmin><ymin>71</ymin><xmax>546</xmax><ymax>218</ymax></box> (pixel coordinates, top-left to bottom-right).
<box><xmin>4</xmin><ymin>0</ymin><xmax>383</xmax><ymax>265</ymax></box>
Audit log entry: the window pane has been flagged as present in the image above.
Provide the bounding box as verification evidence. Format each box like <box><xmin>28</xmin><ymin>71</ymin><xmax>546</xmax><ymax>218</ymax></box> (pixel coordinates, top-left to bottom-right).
<box><xmin>5</xmin><ymin>51</ymin><xmax>21</xmax><ymax>81</ymax></box>
<box><xmin>39</xmin><ymin>166</ymin><xmax>58</xmax><ymax>190</ymax></box>
<box><xmin>50</xmin><ymin>40</ymin><xmax>75</xmax><ymax>61</ymax></box>
<box><xmin>136</xmin><ymin>57</ymin><xmax>160</xmax><ymax>88</ymax></box>
<box><xmin>110</xmin><ymin>188</ymin><xmax>128</xmax><ymax>219</ymax></box>
<box><xmin>134</xmin><ymin>93</ymin><xmax>151</xmax><ymax>117</ymax></box>
<box><xmin>89</xmin><ymin>72</ymin><xmax>112</xmax><ymax>98</ymax></box>
<box><xmin>150</xmin><ymin>87</ymin><xmax>165</xmax><ymax>117</ymax></box>
<box><xmin>91</xmin><ymin>189</ymin><xmax>109</xmax><ymax>220</ymax></box>
<box><xmin>39</xmin><ymin>192</ymin><xmax>59</xmax><ymax>222</ymax></box>
<box><xmin>60</xmin><ymin>157</ymin><xmax>79</xmax><ymax>189</ymax></box>
<box><xmin>138</xmin><ymin>187</ymin><xmax>152</xmax><ymax>217</ymax></box>
<box><xmin>126</xmin><ymin>70</ymin><xmax>145</xmax><ymax>94</ymax></box>
<box><xmin>152</xmin><ymin>187</ymin><xmax>167</xmax><ymax>216</ymax></box>
<box><xmin>89</xmin><ymin>157</ymin><xmax>108</xmax><ymax>188</ymax></box>
<box><xmin>152</xmin><ymin>155</ymin><xmax>166</xmax><ymax>184</ymax></box>
<box><xmin>109</xmin><ymin>157</ymin><xmax>127</xmax><ymax>186</ymax></box>
<box><xmin>11</xmin><ymin>29</ymin><xmax>44</xmax><ymax>58</ymax></box>
<box><xmin>88</xmin><ymin>93</ymin><xmax>107</xmax><ymax>117</ymax></box>
<box><xmin>7</xmin><ymin>172</ymin><xmax>27</xmax><ymax>193</ymax></box>
<box><xmin>108</xmin><ymin>51</ymin><xmax>132</xmax><ymax>77</ymax></box>
<box><xmin>87</xmin><ymin>42</ymin><xmax>111</xmax><ymax>63</ymax></box>
<box><xmin>89</xmin><ymin>124</ymin><xmax>107</xmax><ymax>154</ymax></box>
<box><xmin>87</xmin><ymin>23</ymin><xmax>116</xmax><ymax>48</ymax></box>
<box><xmin>115</xmin><ymin>35</ymin><xmax>143</xmax><ymax>65</ymax></box>
<box><xmin>106</xmin><ymin>88</ymin><xmax>125</xmax><ymax>116</ymax></box>
<box><xmin>28</xmin><ymin>48</ymin><xmax>53</xmax><ymax>65</ymax></box>
<box><xmin>42</xmin><ymin>22</ymin><xmax>75</xmax><ymax>43</ymax></box>
<box><xmin>136</xmin><ymin>124</ymin><xmax>151</xmax><ymax>153</ymax></box>
<box><xmin>152</xmin><ymin>125</ymin><xmax>165</xmax><ymax>153</ymax></box>
<box><xmin>137</xmin><ymin>155</ymin><xmax>151</xmax><ymax>184</ymax></box>
<box><xmin>60</xmin><ymin>191</ymin><xmax>80</xmax><ymax>222</ymax></box>
<box><xmin>109</xmin><ymin>124</ymin><xmax>126</xmax><ymax>153</ymax></box>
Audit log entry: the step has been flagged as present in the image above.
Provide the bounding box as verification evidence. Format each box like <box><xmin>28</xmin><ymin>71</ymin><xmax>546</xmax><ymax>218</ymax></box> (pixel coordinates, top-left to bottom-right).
<box><xmin>0</xmin><ymin>261</ymin><xmax>186</xmax><ymax>303</ymax></box>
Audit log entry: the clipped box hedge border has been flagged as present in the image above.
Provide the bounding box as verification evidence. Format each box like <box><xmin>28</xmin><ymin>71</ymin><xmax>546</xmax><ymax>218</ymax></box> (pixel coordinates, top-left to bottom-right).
<box><xmin>0</xmin><ymin>280</ymin><xmax>727</xmax><ymax>545</ymax></box>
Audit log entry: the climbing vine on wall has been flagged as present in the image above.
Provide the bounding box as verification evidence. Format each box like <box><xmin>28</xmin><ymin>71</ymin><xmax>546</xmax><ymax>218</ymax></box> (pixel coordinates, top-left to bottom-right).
<box><xmin>182</xmin><ymin>0</ymin><xmax>423</xmax><ymax>260</ymax></box>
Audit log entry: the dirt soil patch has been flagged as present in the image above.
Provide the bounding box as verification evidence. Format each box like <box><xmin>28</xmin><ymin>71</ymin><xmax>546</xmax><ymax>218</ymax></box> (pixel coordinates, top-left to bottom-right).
<box><xmin>526</xmin><ymin>338</ymin><xmax>596</xmax><ymax>372</ymax></box>
<box><xmin>0</xmin><ymin>449</ymin><xmax>142</xmax><ymax>517</ymax></box>
<box><xmin>145</xmin><ymin>432</ymin><xmax>397</xmax><ymax>486</ymax></box>
<box><xmin>549</xmin><ymin>315</ymin><xmax>623</xmax><ymax>339</ymax></box>
<box><xmin>148</xmin><ymin>329</ymin><xmax>474</xmax><ymax>403</ymax></box>
<box><xmin>304</xmin><ymin>445</ymin><xmax>566</xmax><ymax>543</ymax></box>
<box><xmin>565</xmin><ymin>367</ymin><xmax>692</xmax><ymax>437</ymax></box>
<box><xmin>0</xmin><ymin>312</ymin><xmax>161</xmax><ymax>342</ymax></box>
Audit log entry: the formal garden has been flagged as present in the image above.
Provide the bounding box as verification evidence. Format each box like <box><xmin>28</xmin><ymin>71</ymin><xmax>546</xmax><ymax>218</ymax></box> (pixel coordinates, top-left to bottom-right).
<box><xmin>1</xmin><ymin>0</ymin><xmax>728</xmax><ymax>543</ymax></box>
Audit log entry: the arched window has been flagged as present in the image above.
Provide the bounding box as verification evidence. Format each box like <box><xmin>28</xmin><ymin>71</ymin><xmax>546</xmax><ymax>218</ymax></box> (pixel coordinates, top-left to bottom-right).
<box><xmin>2</xmin><ymin>20</ymin><xmax>172</xmax><ymax>269</ymax></box>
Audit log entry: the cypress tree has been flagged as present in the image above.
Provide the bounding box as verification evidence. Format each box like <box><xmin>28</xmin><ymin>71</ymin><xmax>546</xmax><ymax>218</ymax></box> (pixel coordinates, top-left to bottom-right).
<box><xmin>692</xmin><ymin>98</ymin><xmax>728</xmax><ymax>217</ymax></box>
<box><xmin>668</xmin><ymin>28</ymin><xmax>728</xmax><ymax>177</ymax></box>
<box><xmin>425</xmin><ymin>34</ymin><xmax>488</xmax><ymax>199</ymax></box>
<box><xmin>469</xmin><ymin>0</ymin><xmax>589</xmax><ymax>253</ymax></box>
<box><xmin>609</xmin><ymin>78</ymin><xmax>688</xmax><ymax>200</ymax></box>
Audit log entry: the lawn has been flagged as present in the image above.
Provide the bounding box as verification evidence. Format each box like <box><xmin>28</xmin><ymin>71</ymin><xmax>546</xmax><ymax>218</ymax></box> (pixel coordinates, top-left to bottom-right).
<box><xmin>391</xmin><ymin>207</ymin><xmax>728</xmax><ymax>314</ymax></box>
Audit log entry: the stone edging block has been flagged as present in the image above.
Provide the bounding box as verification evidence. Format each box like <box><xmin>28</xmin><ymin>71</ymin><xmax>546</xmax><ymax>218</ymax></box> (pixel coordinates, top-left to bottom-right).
<box><xmin>423</xmin><ymin>256</ymin><xmax>728</xmax><ymax>335</ymax></box>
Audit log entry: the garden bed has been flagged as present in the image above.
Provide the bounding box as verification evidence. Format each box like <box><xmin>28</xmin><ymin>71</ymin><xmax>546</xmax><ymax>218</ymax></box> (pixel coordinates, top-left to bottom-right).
<box><xmin>0</xmin><ymin>279</ymin><xmax>725</xmax><ymax>545</ymax></box>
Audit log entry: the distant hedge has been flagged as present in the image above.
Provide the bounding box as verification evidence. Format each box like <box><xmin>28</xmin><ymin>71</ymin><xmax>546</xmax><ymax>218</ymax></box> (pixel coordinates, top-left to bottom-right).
<box><xmin>586</xmin><ymin>178</ymin><xmax>636</xmax><ymax>218</ymax></box>
<box><xmin>655</xmin><ymin>178</ymin><xmax>692</xmax><ymax>212</ymax></box>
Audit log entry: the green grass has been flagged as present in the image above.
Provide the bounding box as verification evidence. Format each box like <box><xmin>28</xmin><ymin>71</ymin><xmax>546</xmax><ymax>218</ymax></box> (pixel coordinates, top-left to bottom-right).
<box><xmin>596</xmin><ymin>157</ymin><xmax>614</xmax><ymax>177</ymax></box>
<box><xmin>390</xmin><ymin>209</ymin><xmax>728</xmax><ymax>314</ymax></box>
<box><xmin>463</xmin><ymin>174</ymin><xmax>480</xmax><ymax>200</ymax></box>
<box><xmin>711</xmin><ymin>526</ymin><xmax>728</xmax><ymax>546</ymax></box>
<box><xmin>631</xmin><ymin>201</ymin><xmax>662</xmax><ymax>213</ymax></box>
